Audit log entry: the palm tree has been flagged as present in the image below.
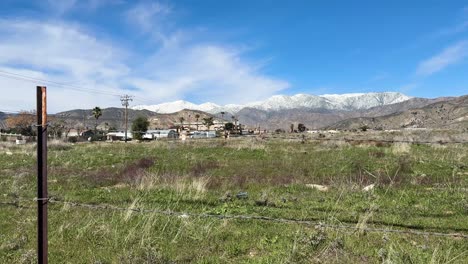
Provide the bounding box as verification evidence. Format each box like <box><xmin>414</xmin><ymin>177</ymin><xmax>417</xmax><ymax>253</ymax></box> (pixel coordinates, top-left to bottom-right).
<box><xmin>92</xmin><ymin>106</ymin><xmax>102</xmax><ymax>137</ymax></box>
<box><xmin>194</xmin><ymin>114</ymin><xmax>200</xmax><ymax>131</ymax></box>
<box><xmin>179</xmin><ymin>116</ymin><xmax>185</xmax><ymax>131</ymax></box>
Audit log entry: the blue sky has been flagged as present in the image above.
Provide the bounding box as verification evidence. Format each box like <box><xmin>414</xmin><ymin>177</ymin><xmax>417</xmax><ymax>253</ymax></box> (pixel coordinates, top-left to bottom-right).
<box><xmin>0</xmin><ymin>0</ymin><xmax>467</xmax><ymax>112</ymax></box>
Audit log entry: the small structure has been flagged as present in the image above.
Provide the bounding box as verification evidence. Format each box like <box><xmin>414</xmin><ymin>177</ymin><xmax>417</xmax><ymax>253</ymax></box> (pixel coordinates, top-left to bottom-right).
<box><xmin>81</xmin><ymin>130</ymin><xmax>95</xmax><ymax>138</ymax></box>
<box><xmin>190</xmin><ymin>131</ymin><xmax>217</xmax><ymax>139</ymax></box>
<box><xmin>107</xmin><ymin>131</ymin><xmax>133</xmax><ymax>141</ymax></box>
<box><xmin>144</xmin><ymin>129</ymin><xmax>178</xmax><ymax>139</ymax></box>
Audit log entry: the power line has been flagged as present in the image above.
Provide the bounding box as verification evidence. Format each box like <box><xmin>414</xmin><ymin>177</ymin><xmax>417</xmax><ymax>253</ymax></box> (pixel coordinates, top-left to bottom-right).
<box><xmin>0</xmin><ymin>70</ymin><xmax>121</xmax><ymax>97</ymax></box>
<box><xmin>0</xmin><ymin>70</ymin><xmax>154</xmax><ymax>105</ymax></box>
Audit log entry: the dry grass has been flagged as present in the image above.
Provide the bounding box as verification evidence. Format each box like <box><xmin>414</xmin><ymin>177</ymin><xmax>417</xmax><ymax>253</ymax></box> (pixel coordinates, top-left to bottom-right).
<box><xmin>391</xmin><ymin>142</ymin><xmax>411</xmax><ymax>154</ymax></box>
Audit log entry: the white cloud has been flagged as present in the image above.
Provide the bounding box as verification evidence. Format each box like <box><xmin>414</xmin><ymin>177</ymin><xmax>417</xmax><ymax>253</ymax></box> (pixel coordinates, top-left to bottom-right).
<box><xmin>0</xmin><ymin>19</ymin><xmax>130</xmax><ymax>112</ymax></box>
<box><xmin>126</xmin><ymin>1</ymin><xmax>172</xmax><ymax>34</ymax></box>
<box><xmin>416</xmin><ymin>40</ymin><xmax>468</xmax><ymax>76</ymax></box>
<box><xmin>45</xmin><ymin>0</ymin><xmax>123</xmax><ymax>14</ymax></box>
<box><xmin>0</xmin><ymin>14</ymin><xmax>289</xmax><ymax>112</ymax></box>
<box><xmin>127</xmin><ymin>44</ymin><xmax>290</xmax><ymax>104</ymax></box>
<box><xmin>47</xmin><ymin>0</ymin><xmax>78</xmax><ymax>15</ymax></box>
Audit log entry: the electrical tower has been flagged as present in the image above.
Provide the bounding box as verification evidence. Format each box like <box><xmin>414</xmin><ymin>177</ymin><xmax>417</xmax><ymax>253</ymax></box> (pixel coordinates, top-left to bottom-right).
<box><xmin>120</xmin><ymin>95</ymin><xmax>133</xmax><ymax>143</ymax></box>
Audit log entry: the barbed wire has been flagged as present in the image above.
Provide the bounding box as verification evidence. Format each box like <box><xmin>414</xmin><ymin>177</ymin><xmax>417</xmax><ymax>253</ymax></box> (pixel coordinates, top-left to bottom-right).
<box><xmin>2</xmin><ymin>197</ymin><xmax>467</xmax><ymax>239</ymax></box>
<box><xmin>259</xmin><ymin>136</ymin><xmax>468</xmax><ymax>145</ymax></box>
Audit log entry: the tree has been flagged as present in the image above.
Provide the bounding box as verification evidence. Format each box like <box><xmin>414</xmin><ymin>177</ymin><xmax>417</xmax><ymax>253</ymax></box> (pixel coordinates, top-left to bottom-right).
<box><xmin>49</xmin><ymin>118</ymin><xmax>66</xmax><ymax>138</ymax></box>
<box><xmin>132</xmin><ymin>116</ymin><xmax>149</xmax><ymax>140</ymax></box>
<box><xmin>61</xmin><ymin>120</ymin><xmax>76</xmax><ymax>138</ymax></box>
<box><xmin>202</xmin><ymin>117</ymin><xmax>214</xmax><ymax>131</ymax></box>
<box><xmin>290</xmin><ymin>124</ymin><xmax>294</xmax><ymax>133</ymax></box>
<box><xmin>359</xmin><ymin>125</ymin><xmax>369</xmax><ymax>132</ymax></box>
<box><xmin>5</xmin><ymin>110</ymin><xmax>36</xmax><ymax>136</ymax></box>
<box><xmin>224</xmin><ymin>122</ymin><xmax>234</xmax><ymax>131</ymax></box>
<box><xmin>298</xmin><ymin>123</ymin><xmax>306</xmax><ymax>132</ymax></box>
<box><xmin>194</xmin><ymin>114</ymin><xmax>200</xmax><ymax>131</ymax></box>
<box><xmin>178</xmin><ymin>116</ymin><xmax>185</xmax><ymax>130</ymax></box>
<box><xmin>92</xmin><ymin>107</ymin><xmax>102</xmax><ymax>136</ymax></box>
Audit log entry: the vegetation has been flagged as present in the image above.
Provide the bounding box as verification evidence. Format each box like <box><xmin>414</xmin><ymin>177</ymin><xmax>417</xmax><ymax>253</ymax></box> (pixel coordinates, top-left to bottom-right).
<box><xmin>92</xmin><ymin>107</ymin><xmax>102</xmax><ymax>138</ymax></box>
<box><xmin>202</xmin><ymin>117</ymin><xmax>214</xmax><ymax>131</ymax></box>
<box><xmin>194</xmin><ymin>114</ymin><xmax>200</xmax><ymax>131</ymax></box>
<box><xmin>298</xmin><ymin>123</ymin><xmax>306</xmax><ymax>132</ymax></box>
<box><xmin>131</xmin><ymin>116</ymin><xmax>149</xmax><ymax>140</ymax></box>
<box><xmin>4</xmin><ymin>111</ymin><xmax>36</xmax><ymax>136</ymax></box>
<box><xmin>179</xmin><ymin>116</ymin><xmax>185</xmax><ymax>129</ymax></box>
<box><xmin>0</xmin><ymin>137</ymin><xmax>467</xmax><ymax>263</ymax></box>
<box><xmin>224</xmin><ymin>122</ymin><xmax>234</xmax><ymax>131</ymax></box>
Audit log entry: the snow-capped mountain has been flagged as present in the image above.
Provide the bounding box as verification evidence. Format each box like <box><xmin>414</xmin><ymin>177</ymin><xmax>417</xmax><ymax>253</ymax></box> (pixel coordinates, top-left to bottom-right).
<box><xmin>133</xmin><ymin>100</ymin><xmax>222</xmax><ymax>113</ymax></box>
<box><xmin>132</xmin><ymin>92</ymin><xmax>412</xmax><ymax>114</ymax></box>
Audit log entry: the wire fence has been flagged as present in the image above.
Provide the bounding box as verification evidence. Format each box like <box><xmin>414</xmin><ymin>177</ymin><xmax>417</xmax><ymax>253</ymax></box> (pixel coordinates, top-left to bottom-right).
<box><xmin>259</xmin><ymin>136</ymin><xmax>468</xmax><ymax>145</ymax></box>
<box><xmin>1</xmin><ymin>197</ymin><xmax>467</xmax><ymax>239</ymax></box>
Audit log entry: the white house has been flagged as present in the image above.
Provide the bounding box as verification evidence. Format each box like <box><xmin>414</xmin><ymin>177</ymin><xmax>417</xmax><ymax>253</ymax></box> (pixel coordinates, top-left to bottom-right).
<box><xmin>190</xmin><ymin>131</ymin><xmax>217</xmax><ymax>139</ymax></box>
<box><xmin>144</xmin><ymin>129</ymin><xmax>178</xmax><ymax>139</ymax></box>
<box><xmin>107</xmin><ymin>131</ymin><xmax>133</xmax><ymax>141</ymax></box>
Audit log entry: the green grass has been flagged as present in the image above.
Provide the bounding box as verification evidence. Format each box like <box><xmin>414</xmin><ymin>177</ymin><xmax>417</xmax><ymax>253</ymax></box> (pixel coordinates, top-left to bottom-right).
<box><xmin>0</xmin><ymin>138</ymin><xmax>467</xmax><ymax>263</ymax></box>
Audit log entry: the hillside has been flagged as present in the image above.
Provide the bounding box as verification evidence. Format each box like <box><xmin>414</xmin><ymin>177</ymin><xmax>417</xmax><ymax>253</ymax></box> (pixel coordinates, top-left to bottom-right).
<box><xmin>235</xmin><ymin>97</ymin><xmax>455</xmax><ymax>130</ymax></box>
<box><xmin>55</xmin><ymin>108</ymin><xmax>223</xmax><ymax>130</ymax></box>
<box><xmin>0</xmin><ymin>111</ymin><xmax>7</xmax><ymax>129</ymax></box>
<box><xmin>326</xmin><ymin>95</ymin><xmax>468</xmax><ymax>130</ymax></box>
<box><xmin>146</xmin><ymin>109</ymin><xmax>223</xmax><ymax>129</ymax></box>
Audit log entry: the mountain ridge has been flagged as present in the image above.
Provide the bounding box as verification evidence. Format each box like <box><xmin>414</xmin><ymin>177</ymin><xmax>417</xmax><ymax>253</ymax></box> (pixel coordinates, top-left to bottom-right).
<box><xmin>133</xmin><ymin>92</ymin><xmax>411</xmax><ymax>114</ymax></box>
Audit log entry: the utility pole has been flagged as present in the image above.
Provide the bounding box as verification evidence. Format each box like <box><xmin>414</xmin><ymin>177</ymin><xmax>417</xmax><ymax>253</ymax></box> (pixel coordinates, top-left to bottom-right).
<box><xmin>120</xmin><ymin>95</ymin><xmax>133</xmax><ymax>143</ymax></box>
<box><xmin>37</xmin><ymin>86</ymin><xmax>48</xmax><ymax>264</ymax></box>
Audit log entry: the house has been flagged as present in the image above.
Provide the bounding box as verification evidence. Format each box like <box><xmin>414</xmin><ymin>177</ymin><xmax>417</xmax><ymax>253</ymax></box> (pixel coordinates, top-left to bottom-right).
<box><xmin>81</xmin><ymin>130</ymin><xmax>95</xmax><ymax>139</ymax></box>
<box><xmin>190</xmin><ymin>131</ymin><xmax>217</xmax><ymax>139</ymax></box>
<box><xmin>106</xmin><ymin>131</ymin><xmax>133</xmax><ymax>141</ymax></box>
<box><xmin>144</xmin><ymin>130</ymin><xmax>178</xmax><ymax>139</ymax></box>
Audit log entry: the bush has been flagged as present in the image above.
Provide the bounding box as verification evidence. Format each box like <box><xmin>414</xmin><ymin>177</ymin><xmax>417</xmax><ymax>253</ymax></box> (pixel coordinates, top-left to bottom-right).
<box><xmin>132</xmin><ymin>116</ymin><xmax>149</xmax><ymax>140</ymax></box>
<box><xmin>224</xmin><ymin>122</ymin><xmax>235</xmax><ymax>131</ymax></box>
<box><xmin>359</xmin><ymin>125</ymin><xmax>369</xmax><ymax>132</ymax></box>
<box><xmin>298</xmin><ymin>123</ymin><xmax>306</xmax><ymax>132</ymax></box>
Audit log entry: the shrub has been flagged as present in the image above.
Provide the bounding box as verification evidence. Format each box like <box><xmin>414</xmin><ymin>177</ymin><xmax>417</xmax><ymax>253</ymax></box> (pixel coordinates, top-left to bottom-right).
<box><xmin>298</xmin><ymin>123</ymin><xmax>306</xmax><ymax>132</ymax></box>
<box><xmin>359</xmin><ymin>125</ymin><xmax>369</xmax><ymax>132</ymax></box>
<box><xmin>132</xmin><ymin>116</ymin><xmax>149</xmax><ymax>140</ymax></box>
<box><xmin>224</xmin><ymin>122</ymin><xmax>234</xmax><ymax>131</ymax></box>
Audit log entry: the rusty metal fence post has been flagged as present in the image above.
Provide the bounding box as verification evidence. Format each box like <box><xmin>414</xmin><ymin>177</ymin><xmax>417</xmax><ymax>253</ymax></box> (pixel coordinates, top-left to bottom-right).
<box><xmin>37</xmin><ymin>86</ymin><xmax>48</xmax><ymax>264</ymax></box>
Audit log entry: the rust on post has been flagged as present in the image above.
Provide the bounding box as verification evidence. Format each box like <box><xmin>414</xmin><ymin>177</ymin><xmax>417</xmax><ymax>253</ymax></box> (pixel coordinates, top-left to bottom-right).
<box><xmin>41</xmin><ymin>86</ymin><xmax>47</xmax><ymax>126</ymax></box>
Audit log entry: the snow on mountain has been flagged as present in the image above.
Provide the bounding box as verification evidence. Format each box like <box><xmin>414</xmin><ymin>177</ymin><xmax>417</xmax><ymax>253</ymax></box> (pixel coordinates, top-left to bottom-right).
<box><xmin>132</xmin><ymin>100</ymin><xmax>220</xmax><ymax>113</ymax></box>
<box><xmin>321</xmin><ymin>92</ymin><xmax>411</xmax><ymax>110</ymax></box>
<box><xmin>132</xmin><ymin>92</ymin><xmax>412</xmax><ymax>114</ymax></box>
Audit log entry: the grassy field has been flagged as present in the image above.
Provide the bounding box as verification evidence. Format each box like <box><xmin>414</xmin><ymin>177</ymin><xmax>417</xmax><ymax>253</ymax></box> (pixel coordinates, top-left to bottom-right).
<box><xmin>1</xmin><ymin>136</ymin><xmax>467</xmax><ymax>263</ymax></box>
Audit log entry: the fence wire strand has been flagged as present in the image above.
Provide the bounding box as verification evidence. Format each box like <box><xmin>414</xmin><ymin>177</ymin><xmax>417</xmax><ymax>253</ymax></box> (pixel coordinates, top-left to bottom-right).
<box><xmin>1</xmin><ymin>197</ymin><xmax>467</xmax><ymax>239</ymax></box>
